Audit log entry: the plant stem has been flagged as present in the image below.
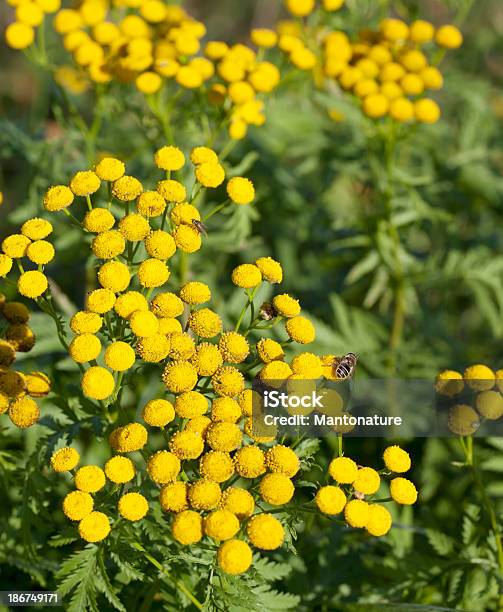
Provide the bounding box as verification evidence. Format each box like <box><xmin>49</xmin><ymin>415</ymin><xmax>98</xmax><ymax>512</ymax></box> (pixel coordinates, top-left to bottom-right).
<box><xmin>460</xmin><ymin>437</ymin><xmax>503</xmax><ymax>603</ymax></box>
<box><xmin>235</xmin><ymin>287</ymin><xmax>259</xmax><ymax>333</ymax></box>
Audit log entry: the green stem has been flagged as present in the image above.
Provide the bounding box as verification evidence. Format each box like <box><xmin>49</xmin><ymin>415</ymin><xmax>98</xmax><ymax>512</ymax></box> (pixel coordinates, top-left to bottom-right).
<box><xmin>461</xmin><ymin>440</ymin><xmax>503</xmax><ymax>601</ymax></box>
<box><xmin>235</xmin><ymin>287</ymin><xmax>259</xmax><ymax>333</ymax></box>
<box><xmin>202</xmin><ymin>199</ymin><xmax>231</xmax><ymax>222</ymax></box>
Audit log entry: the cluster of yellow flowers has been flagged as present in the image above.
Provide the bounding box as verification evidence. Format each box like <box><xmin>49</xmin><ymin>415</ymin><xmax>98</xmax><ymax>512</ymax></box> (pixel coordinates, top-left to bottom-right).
<box><xmin>436</xmin><ymin>364</ymin><xmax>503</xmax><ymax>435</ymax></box>
<box><xmin>4</xmin><ymin>1</ymin><xmax>280</xmax><ymax>141</ymax></box>
<box><xmin>0</xmin><ymin>293</ymin><xmax>51</xmax><ymax>428</ymax></box>
<box><xmin>315</xmin><ymin>446</ymin><xmax>417</xmax><ymax>536</ymax></box>
<box><xmin>2</xmin><ymin>143</ymin><xmax>416</xmax><ymax>575</ymax></box>
<box><xmin>277</xmin><ymin>0</ymin><xmax>462</xmax><ymax>123</ymax></box>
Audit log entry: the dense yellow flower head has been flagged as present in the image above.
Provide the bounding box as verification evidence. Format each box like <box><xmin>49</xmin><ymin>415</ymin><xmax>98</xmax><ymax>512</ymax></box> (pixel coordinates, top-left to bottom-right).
<box><xmin>81</xmin><ymin>366</ymin><xmax>114</xmax><ymax>400</ymax></box>
<box><xmin>18</xmin><ymin>271</ymin><xmax>48</xmax><ymax>299</ymax></box>
<box><xmin>219</xmin><ymin>486</ymin><xmax>254</xmax><ymax>519</ymax></box>
<box><xmin>95</xmin><ymin>157</ymin><xmax>125</xmax><ymax>182</ymax></box>
<box><xmin>463</xmin><ymin>364</ymin><xmax>495</xmax><ymax>391</ymax></box>
<box><xmin>105</xmin><ymin>456</ymin><xmax>135</xmax><ymax>484</ymax></box>
<box><xmin>231</xmin><ymin>264</ymin><xmax>262</xmax><ymax>289</ymax></box>
<box><xmin>353</xmin><ymin>467</ymin><xmax>380</xmax><ymax>495</ymax></box>
<box><xmin>329</xmin><ymin>456</ymin><xmax>358</xmax><ymax>484</ymax></box>
<box><xmin>265</xmin><ymin>445</ymin><xmax>300</xmax><ymax>477</ymax></box>
<box><xmin>188</xmin><ymin>308</ymin><xmax>222</xmax><ymax>338</ymax></box>
<box><xmin>188</xmin><ymin>343</ymin><xmax>222</xmax><ymax>376</ymax></box>
<box><xmin>200</xmin><ymin>451</ymin><xmax>234</xmax><ymax>482</ymax></box>
<box><xmin>157</xmin><ymin>179</ymin><xmax>186</xmax><ymax>203</ymax></box>
<box><xmin>219</xmin><ymin>331</ymin><xmax>249</xmax><ymax>363</ymax></box>
<box><xmin>21</xmin><ymin>218</ymin><xmax>53</xmax><ymax>240</ymax></box>
<box><xmin>43</xmin><ymin>185</ymin><xmax>74</xmax><ymax>211</ymax></box>
<box><xmin>0</xmin><ymin>255</ymin><xmax>13</xmax><ymax>278</ymax></box>
<box><xmin>204</xmin><ymin>509</ymin><xmax>240</xmax><ymax>541</ymax></box>
<box><xmin>162</xmin><ymin>360</ymin><xmax>198</xmax><ymax>393</ymax></box>
<box><xmin>390</xmin><ymin>477</ymin><xmax>418</xmax><ymax>505</ymax></box>
<box><xmin>69</xmin><ymin>333</ymin><xmax>102</xmax><ymax>363</ymax></box>
<box><xmin>366</xmin><ymin>504</ymin><xmax>392</xmax><ymax>536</ymax></box>
<box><xmin>104</xmin><ymin>341</ymin><xmax>135</xmax><ymax>371</ymax></box>
<box><xmin>70</xmin><ymin>170</ymin><xmax>101</xmax><ymax>196</ymax></box>
<box><xmin>25</xmin><ymin>371</ymin><xmax>51</xmax><ymax>397</ymax></box>
<box><xmin>206</xmin><ymin>422</ymin><xmax>242</xmax><ymax>452</ymax></box>
<box><xmin>212</xmin><ymin>366</ymin><xmax>245</xmax><ymax>398</ymax></box>
<box><xmin>151</xmin><ymin>292</ymin><xmax>184</xmax><ymax>317</ymax></box>
<box><xmin>435</xmin><ymin>369</ymin><xmax>464</xmax><ymax>397</ymax></box>
<box><xmin>435</xmin><ymin>24</ymin><xmax>463</xmax><ymax>49</ymax></box>
<box><xmin>211</xmin><ymin>397</ymin><xmax>241</xmax><ymax>423</ymax></box>
<box><xmin>147</xmin><ymin>450</ymin><xmax>181</xmax><ymax>484</ymax></box>
<box><xmin>142</xmin><ymin>398</ymin><xmax>175</xmax><ymax>427</ymax></box>
<box><xmin>190</xmin><ymin>146</ymin><xmax>218</xmax><ymax>165</ymax></box>
<box><xmin>226</xmin><ymin>177</ymin><xmax>255</xmax><ymax>205</ymax></box>
<box><xmin>5</xmin><ymin>22</ymin><xmax>35</xmax><ymax>50</ymax></box>
<box><xmin>188</xmin><ymin>479</ymin><xmax>221</xmax><ymax>510</ymax></box>
<box><xmin>160</xmin><ymin>481</ymin><xmax>189</xmax><ymax>513</ymax></box>
<box><xmin>154</xmin><ymin>145</ymin><xmax>185</xmax><ymax>171</ymax></box>
<box><xmin>234</xmin><ymin>445</ymin><xmax>266</xmax><ymax>478</ymax></box>
<box><xmin>8</xmin><ymin>396</ymin><xmax>40</xmax><ymax>428</ymax></box>
<box><xmin>51</xmin><ymin>447</ymin><xmax>80</xmax><ymax>472</ymax></box>
<box><xmin>112</xmin><ymin>176</ymin><xmax>143</xmax><ymax>201</ymax></box>
<box><xmin>137</xmin><ymin>333</ymin><xmax>171</xmax><ymax>362</ymax></box>
<box><xmin>137</xmin><ymin>258</ymin><xmax>170</xmax><ymax>288</ymax></box>
<box><xmin>259</xmin><ymin>473</ymin><xmax>294</xmax><ymax>506</ymax></box>
<box><xmin>63</xmin><ymin>490</ymin><xmax>94</xmax><ymax>521</ymax></box>
<box><xmin>285</xmin><ymin>0</ymin><xmax>315</xmax><ymax>17</ymax></box>
<box><xmin>137</xmin><ymin>191</ymin><xmax>167</xmax><ymax>217</ymax></box>
<box><xmin>179</xmin><ymin>281</ymin><xmax>211</xmax><ymax>305</ymax></box>
<box><xmin>92</xmin><ymin>230</ymin><xmax>126</xmax><ymax>260</ymax></box>
<box><xmin>247</xmin><ymin>513</ymin><xmax>285</xmax><ymax>549</ymax></box>
<box><xmin>414</xmin><ymin>98</ymin><xmax>441</xmax><ymax>124</ymax></box>
<box><xmin>185</xmin><ymin>415</ymin><xmax>212</xmax><ymax>437</ymax></box>
<box><xmin>217</xmin><ymin>539</ymin><xmax>252</xmax><ymax>575</ymax></box>
<box><xmin>195</xmin><ymin>162</ymin><xmax>225</xmax><ymax>188</ymax></box>
<box><xmin>118</xmin><ymin>492</ymin><xmax>149</xmax><ymax>521</ymax></box>
<box><xmin>169</xmin><ymin>430</ymin><xmax>204</xmax><ymax>460</ymax></box>
<box><xmin>115</xmin><ymin>292</ymin><xmax>149</xmax><ymax>319</ymax></box>
<box><xmin>344</xmin><ymin>499</ymin><xmax>370</xmax><ymax>528</ymax></box>
<box><xmin>110</xmin><ymin>422</ymin><xmax>148</xmax><ymax>453</ymax></box>
<box><xmin>83</xmin><ymin>208</ymin><xmax>115</xmax><ymax>233</ymax></box>
<box><xmin>285</xmin><ymin>316</ymin><xmax>316</xmax><ymax>344</ymax></box>
<box><xmin>75</xmin><ymin>465</ymin><xmax>106</xmax><ymax>493</ymax></box>
<box><xmin>255</xmin><ymin>257</ymin><xmax>283</xmax><ymax>284</ymax></box>
<box><xmin>172</xmin><ymin>510</ymin><xmax>203</xmax><ymax>545</ymax></box>
<box><xmin>316</xmin><ymin>485</ymin><xmax>346</xmax><ymax>515</ymax></box>
<box><xmin>174</xmin><ymin>390</ymin><xmax>208</xmax><ymax>419</ymax></box>
<box><xmin>172</xmin><ymin>224</ymin><xmax>202</xmax><ymax>253</ymax></box>
<box><xmin>78</xmin><ymin>511</ymin><xmax>110</xmax><ymax>542</ymax></box>
<box><xmin>383</xmin><ymin>446</ymin><xmax>411</xmax><ymax>473</ymax></box>
<box><xmin>119</xmin><ymin>213</ymin><xmax>151</xmax><ymax>241</ymax></box>
<box><xmin>476</xmin><ymin>390</ymin><xmax>503</xmax><ymax>420</ymax></box>
<box><xmin>257</xmin><ymin>338</ymin><xmax>284</xmax><ymax>363</ymax></box>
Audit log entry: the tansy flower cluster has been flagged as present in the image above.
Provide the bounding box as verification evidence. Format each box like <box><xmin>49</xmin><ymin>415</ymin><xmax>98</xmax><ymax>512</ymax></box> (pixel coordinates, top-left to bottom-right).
<box><xmin>276</xmin><ymin>0</ymin><xmax>462</xmax><ymax>124</ymax></box>
<box><xmin>37</xmin><ymin>144</ymin><xmax>255</xmax><ymax>402</ymax></box>
<box><xmin>0</xmin><ymin>293</ymin><xmax>51</xmax><ymax>428</ymax></box>
<box><xmin>1</xmin><ymin>216</ymin><xmax>54</xmax><ymax>300</ymax></box>
<box><xmin>12</xmin><ymin>145</ymin><xmax>414</xmax><ymax>579</ymax></box>
<box><xmin>436</xmin><ymin>364</ymin><xmax>503</xmax><ymax>436</ymax></box>
<box><xmin>4</xmin><ymin>1</ymin><xmax>280</xmax><ymax>141</ymax></box>
<box><xmin>315</xmin><ymin>447</ymin><xmax>417</xmax><ymax>536</ymax></box>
